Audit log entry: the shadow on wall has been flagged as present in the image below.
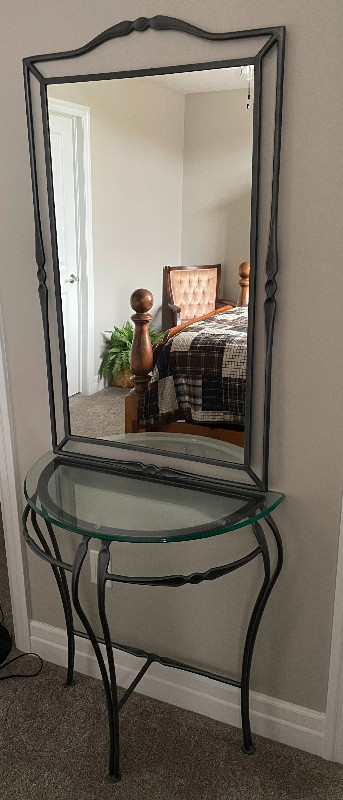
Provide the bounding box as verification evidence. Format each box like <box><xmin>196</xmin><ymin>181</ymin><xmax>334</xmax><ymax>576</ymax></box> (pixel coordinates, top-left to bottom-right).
<box><xmin>224</xmin><ymin>189</ymin><xmax>252</xmax><ymax>301</ymax></box>
<box><xmin>151</xmin><ymin>305</ymin><xmax>163</xmax><ymax>334</ymax></box>
<box><xmin>162</xmin><ymin>280</ymin><xmax>171</xmax><ymax>332</ymax></box>
<box><xmin>160</xmin><ymin>185</ymin><xmax>252</xmax><ymax>329</ymax></box>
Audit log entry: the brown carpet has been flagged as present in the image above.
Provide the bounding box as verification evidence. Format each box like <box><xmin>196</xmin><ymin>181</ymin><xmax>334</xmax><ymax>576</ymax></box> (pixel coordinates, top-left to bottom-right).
<box><xmin>1</xmin><ymin>521</ymin><xmax>343</xmax><ymax>799</ymax></box>
<box><xmin>69</xmin><ymin>387</ymin><xmax>127</xmax><ymax>438</ymax></box>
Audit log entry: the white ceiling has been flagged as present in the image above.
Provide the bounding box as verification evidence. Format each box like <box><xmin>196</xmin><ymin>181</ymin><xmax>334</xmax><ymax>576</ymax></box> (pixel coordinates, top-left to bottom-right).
<box><xmin>148</xmin><ymin>66</ymin><xmax>254</xmax><ymax>95</ymax></box>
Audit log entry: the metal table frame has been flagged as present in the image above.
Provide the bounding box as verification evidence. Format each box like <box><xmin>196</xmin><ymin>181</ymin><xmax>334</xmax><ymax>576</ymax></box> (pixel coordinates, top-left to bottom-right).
<box><xmin>22</xmin><ymin>504</ymin><xmax>283</xmax><ymax>783</ymax></box>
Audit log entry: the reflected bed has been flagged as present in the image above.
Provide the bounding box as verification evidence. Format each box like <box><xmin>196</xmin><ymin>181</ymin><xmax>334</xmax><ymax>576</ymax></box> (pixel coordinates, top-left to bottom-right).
<box><xmin>139</xmin><ymin>305</ymin><xmax>247</xmax><ymax>432</ymax></box>
<box><xmin>125</xmin><ymin>262</ymin><xmax>250</xmax><ymax>449</ymax></box>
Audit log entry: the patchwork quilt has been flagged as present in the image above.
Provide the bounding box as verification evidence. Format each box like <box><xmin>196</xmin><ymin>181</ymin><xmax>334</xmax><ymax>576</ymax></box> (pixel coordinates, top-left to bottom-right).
<box><xmin>138</xmin><ymin>306</ymin><xmax>248</xmax><ymax>429</ymax></box>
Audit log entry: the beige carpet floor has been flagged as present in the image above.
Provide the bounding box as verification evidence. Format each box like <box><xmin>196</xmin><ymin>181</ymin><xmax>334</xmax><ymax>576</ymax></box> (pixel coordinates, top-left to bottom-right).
<box><xmin>1</xmin><ymin>519</ymin><xmax>343</xmax><ymax>799</ymax></box>
<box><xmin>69</xmin><ymin>387</ymin><xmax>127</xmax><ymax>439</ymax></box>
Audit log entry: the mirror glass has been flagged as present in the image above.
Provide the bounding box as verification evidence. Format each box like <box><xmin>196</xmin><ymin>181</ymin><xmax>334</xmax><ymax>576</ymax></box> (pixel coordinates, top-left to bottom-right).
<box><xmin>47</xmin><ymin>65</ymin><xmax>254</xmax><ymax>464</ymax></box>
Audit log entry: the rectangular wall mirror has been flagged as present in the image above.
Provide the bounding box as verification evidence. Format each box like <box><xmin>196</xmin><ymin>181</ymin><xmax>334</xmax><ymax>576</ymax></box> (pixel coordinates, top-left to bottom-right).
<box><xmin>23</xmin><ymin>17</ymin><xmax>285</xmax><ymax>490</ymax></box>
<box><xmin>47</xmin><ymin>67</ymin><xmax>253</xmax><ymax>456</ymax></box>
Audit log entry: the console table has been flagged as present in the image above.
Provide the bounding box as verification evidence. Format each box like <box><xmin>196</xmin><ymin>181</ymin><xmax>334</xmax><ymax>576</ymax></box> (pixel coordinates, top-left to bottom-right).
<box><xmin>22</xmin><ymin>452</ymin><xmax>284</xmax><ymax>783</ymax></box>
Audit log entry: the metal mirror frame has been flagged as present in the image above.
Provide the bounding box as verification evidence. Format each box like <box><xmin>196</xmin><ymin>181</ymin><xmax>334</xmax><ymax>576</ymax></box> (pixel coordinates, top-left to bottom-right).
<box><xmin>23</xmin><ymin>16</ymin><xmax>285</xmax><ymax>492</ymax></box>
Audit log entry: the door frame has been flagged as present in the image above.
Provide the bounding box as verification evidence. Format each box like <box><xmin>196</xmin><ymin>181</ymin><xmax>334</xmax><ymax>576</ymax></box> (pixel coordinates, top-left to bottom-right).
<box><xmin>48</xmin><ymin>98</ymin><xmax>96</xmax><ymax>396</ymax></box>
<box><xmin>324</xmin><ymin>491</ymin><xmax>343</xmax><ymax>763</ymax></box>
<box><xmin>0</xmin><ymin>308</ymin><xmax>30</xmax><ymax>652</ymax></box>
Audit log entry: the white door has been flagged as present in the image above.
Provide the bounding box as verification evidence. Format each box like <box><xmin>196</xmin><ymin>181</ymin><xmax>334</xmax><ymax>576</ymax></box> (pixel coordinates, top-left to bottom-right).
<box><xmin>49</xmin><ymin>113</ymin><xmax>80</xmax><ymax>397</ymax></box>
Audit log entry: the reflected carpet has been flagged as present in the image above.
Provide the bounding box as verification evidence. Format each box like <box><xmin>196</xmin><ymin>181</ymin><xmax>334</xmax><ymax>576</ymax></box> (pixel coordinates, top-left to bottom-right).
<box><xmin>69</xmin><ymin>387</ymin><xmax>127</xmax><ymax>438</ymax></box>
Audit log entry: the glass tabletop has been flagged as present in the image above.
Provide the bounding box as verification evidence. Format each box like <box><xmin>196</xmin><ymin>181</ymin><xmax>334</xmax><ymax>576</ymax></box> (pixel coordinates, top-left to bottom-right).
<box><xmin>25</xmin><ymin>453</ymin><xmax>284</xmax><ymax>544</ymax></box>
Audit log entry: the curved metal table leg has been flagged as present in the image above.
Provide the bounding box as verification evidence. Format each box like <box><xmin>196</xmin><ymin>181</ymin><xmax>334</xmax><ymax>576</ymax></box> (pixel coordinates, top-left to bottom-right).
<box><xmin>71</xmin><ymin>537</ymin><xmax>120</xmax><ymax>782</ymax></box>
<box><xmin>240</xmin><ymin>515</ymin><xmax>283</xmax><ymax>754</ymax></box>
<box><xmin>97</xmin><ymin>541</ymin><xmax>121</xmax><ymax>783</ymax></box>
<box><xmin>30</xmin><ymin>510</ymin><xmax>75</xmax><ymax>687</ymax></box>
<box><xmin>45</xmin><ymin>519</ymin><xmax>75</xmax><ymax>687</ymax></box>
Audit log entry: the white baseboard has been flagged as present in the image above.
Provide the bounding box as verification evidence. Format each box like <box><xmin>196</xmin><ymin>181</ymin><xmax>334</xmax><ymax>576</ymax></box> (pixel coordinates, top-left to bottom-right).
<box><xmin>30</xmin><ymin>620</ymin><xmax>326</xmax><ymax>758</ymax></box>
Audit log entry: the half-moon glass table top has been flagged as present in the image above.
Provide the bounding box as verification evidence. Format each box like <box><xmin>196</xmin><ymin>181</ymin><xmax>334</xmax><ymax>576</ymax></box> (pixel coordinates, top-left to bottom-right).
<box><xmin>25</xmin><ymin>453</ymin><xmax>285</xmax><ymax>544</ymax></box>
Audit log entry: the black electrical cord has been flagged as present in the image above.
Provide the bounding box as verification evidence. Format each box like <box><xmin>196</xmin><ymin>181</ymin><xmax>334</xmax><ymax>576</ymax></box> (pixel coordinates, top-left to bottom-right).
<box><xmin>0</xmin><ymin>601</ymin><xmax>43</xmax><ymax>681</ymax></box>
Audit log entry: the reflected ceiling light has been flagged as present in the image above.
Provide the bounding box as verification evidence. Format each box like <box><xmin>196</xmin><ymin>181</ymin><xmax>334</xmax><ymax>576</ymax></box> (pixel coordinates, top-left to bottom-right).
<box><xmin>227</xmin><ymin>65</ymin><xmax>254</xmax><ymax>109</ymax></box>
<box><xmin>242</xmin><ymin>66</ymin><xmax>254</xmax><ymax>110</ymax></box>
<box><xmin>227</xmin><ymin>65</ymin><xmax>254</xmax><ymax>81</ymax></box>
<box><xmin>241</xmin><ymin>65</ymin><xmax>254</xmax><ymax>82</ymax></box>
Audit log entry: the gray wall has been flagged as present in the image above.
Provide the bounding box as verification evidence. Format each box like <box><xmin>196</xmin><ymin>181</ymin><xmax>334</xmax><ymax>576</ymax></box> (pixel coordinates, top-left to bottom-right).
<box><xmin>181</xmin><ymin>89</ymin><xmax>253</xmax><ymax>301</ymax></box>
<box><xmin>1</xmin><ymin>0</ymin><xmax>343</xmax><ymax>713</ymax></box>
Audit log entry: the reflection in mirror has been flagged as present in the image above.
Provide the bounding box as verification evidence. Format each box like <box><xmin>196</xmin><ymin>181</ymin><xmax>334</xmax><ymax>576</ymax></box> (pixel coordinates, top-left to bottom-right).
<box><xmin>47</xmin><ymin>65</ymin><xmax>254</xmax><ymax>463</ymax></box>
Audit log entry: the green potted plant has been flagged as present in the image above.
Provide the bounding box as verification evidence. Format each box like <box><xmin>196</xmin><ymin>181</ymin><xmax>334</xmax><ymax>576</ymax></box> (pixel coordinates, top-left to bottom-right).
<box><xmin>99</xmin><ymin>321</ymin><xmax>164</xmax><ymax>388</ymax></box>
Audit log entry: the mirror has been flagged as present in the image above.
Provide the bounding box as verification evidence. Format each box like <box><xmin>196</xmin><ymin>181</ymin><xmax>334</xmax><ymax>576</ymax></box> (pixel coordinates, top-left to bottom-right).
<box><xmin>23</xmin><ymin>17</ymin><xmax>285</xmax><ymax>489</ymax></box>
<box><xmin>47</xmin><ymin>66</ymin><xmax>254</xmax><ymax>463</ymax></box>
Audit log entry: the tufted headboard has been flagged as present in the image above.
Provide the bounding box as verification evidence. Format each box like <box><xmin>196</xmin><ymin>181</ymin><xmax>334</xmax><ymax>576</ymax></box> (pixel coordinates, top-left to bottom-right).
<box><xmin>165</xmin><ymin>264</ymin><xmax>222</xmax><ymax>325</ymax></box>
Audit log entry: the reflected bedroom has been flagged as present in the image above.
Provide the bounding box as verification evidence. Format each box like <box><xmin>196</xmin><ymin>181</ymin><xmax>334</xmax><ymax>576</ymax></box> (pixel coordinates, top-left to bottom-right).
<box><xmin>47</xmin><ymin>65</ymin><xmax>253</xmax><ymax>463</ymax></box>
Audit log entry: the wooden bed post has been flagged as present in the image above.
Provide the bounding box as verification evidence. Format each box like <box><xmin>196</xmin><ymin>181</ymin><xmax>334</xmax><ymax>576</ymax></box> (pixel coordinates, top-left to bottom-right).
<box><xmin>237</xmin><ymin>262</ymin><xmax>250</xmax><ymax>307</ymax></box>
<box><xmin>125</xmin><ymin>289</ymin><xmax>154</xmax><ymax>434</ymax></box>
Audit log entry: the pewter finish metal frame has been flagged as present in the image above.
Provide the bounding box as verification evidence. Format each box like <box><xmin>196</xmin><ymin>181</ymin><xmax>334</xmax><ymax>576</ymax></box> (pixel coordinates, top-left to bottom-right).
<box><xmin>23</xmin><ymin>16</ymin><xmax>285</xmax><ymax>491</ymax></box>
<box><xmin>22</xmin><ymin>502</ymin><xmax>283</xmax><ymax>782</ymax></box>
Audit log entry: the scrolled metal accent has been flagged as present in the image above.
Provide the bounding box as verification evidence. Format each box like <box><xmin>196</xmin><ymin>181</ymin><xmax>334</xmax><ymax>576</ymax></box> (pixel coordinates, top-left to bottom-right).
<box><xmin>23</xmin><ymin>63</ymin><xmax>58</xmax><ymax>448</ymax></box>
<box><xmin>105</xmin><ymin>545</ymin><xmax>262</xmax><ymax>587</ymax></box>
<box><xmin>25</xmin><ymin>17</ymin><xmax>282</xmax><ymax>67</ymax></box>
<box><xmin>22</xmin><ymin>505</ymin><xmax>73</xmax><ymax>572</ymax></box>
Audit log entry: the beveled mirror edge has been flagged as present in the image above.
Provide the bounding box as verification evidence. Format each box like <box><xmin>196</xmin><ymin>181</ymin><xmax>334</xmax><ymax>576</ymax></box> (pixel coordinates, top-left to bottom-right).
<box><xmin>23</xmin><ymin>16</ymin><xmax>285</xmax><ymax>492</ymax></box>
